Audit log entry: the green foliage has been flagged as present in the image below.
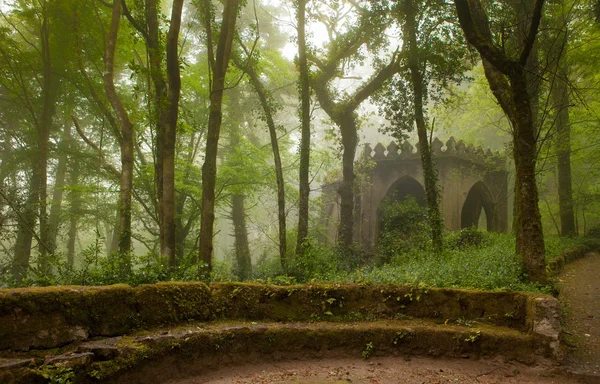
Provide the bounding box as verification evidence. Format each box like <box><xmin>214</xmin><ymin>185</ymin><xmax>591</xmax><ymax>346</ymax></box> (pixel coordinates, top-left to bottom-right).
<box><xmin>362</xmin><ymin>342</ymin><xmax>374</xmax><ymax>359</ymax></box>
<box><xmin>377</xmin><ymin>196</ymin><xmax>430</xmax><ymax>263</ymax></box>
<box><xmin>451</xmin><ymin>227</ymin><xmax>488</xmax><ymax>250</ymax></box>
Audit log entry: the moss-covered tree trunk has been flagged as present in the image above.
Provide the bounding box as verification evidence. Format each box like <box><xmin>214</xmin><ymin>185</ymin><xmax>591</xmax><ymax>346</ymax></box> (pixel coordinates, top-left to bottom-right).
<box><xmin>337</xmin><ymin>114</ymin><xmax>358</xmax><ymax>252</ymax></box>
<box><xmin>455</xmin><ymin>0</ymin><xmax>547</xmax><ymax>283</ymax></box>
<box><xmin>404</xmin><ymin>0</ymin><xmax>443</xmax><ymax>250</ymax></box>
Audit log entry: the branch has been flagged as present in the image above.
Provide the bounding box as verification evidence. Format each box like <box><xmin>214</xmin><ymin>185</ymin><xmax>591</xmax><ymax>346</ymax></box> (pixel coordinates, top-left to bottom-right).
<box><xmin>454</xmin><ymin>0</ymin><xmax>517</xmax><ymax>75</ymax></box>
<box><xmin>345</xmin><ymin>51</ymin><xmax>400</xmax><ymax>112</ymax></box>
<box><xmin>519</xmin><ymin>0</ymin><xmax>545</xmax><ymax>65</ymax></box>
<box><xmin>72</xmin><ymin>115</ymin><xmax>121</xmax><ymax>179</ymax></box>
<box><xmin>121</xmin><ymin>0</ymin><xmax>149</xmax><ymax>41</ymax></box>
<box><xmin>0</xmin><ymin>188</ymin><xmax>53</xmax><ymax>255</ymax></box>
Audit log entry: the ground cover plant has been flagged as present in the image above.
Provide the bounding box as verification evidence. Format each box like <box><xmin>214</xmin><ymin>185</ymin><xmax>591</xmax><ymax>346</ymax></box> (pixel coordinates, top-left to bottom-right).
<box><xmin>1</xmin><ymin>225</ymin><xmax>594</xmax><ymax>295</ymax></box>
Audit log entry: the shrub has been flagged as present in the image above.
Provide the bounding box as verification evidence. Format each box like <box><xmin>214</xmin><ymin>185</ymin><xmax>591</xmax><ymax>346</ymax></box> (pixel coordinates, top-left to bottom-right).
<box><xmin>377</xmin><ymin>196</ymin><xmax>430</xmax><ymax>263</ymax></box>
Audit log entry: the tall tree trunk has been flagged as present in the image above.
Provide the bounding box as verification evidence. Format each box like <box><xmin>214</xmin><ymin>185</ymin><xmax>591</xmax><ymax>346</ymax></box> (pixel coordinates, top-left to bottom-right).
<box><xmin>234</xmin><ymin>57</ymin><xmax>287</xmax><ymax>269</ymax></box>
<box><xmin>108</xmin><ymin>210</ymin><xmax>120</xmax><ymax>256</ymax></box>
<box><xmin>145</xmin><ymin>0</ymin><xmax>167</xmax><ymax>261</ymax></box>
<box><xmin>510</xmin><ymin>72</ymin><xmax>546</xmax><ymax>282</ymax></box>
<box><xmin>38</xmin><ymin>0</ymin><xmax>58</xmax><ymax>274</ymax></box>
<box><xmin>104</xmin><ymin>0</ymin><xmax>134</xmax><ymax>259</ymax></box>
<box><xmin>67</xmin><ymin>160</ymin><xmax>80</xmax><ymax>267</ymax></box>
<box><xmin>404</xmin><ymin>0</ymin><xmax>443</xmax><ymax>250</ymax></box>
<box><xmin>231</xmin><ymin>192</ymin><xmax>252</xmax><ymax>280</ymax></box>
<box><xmin>12</xmin><ymin>163</ymin><xmax>40</xmax><ymax>283</ymax></box>
<box><xmin>296</xmin><ymin>0</ymin><xmax>311</xmax><ymax>259</ymax></box>
<box><xmin>337</xmin><ymin>114</ymin><xmax>357</xmax><ymax>251</ymax></box>
<box><xmin>553</xmin><ymin>24</ymin><xmax>576</xmax><ymax>236</ymax></box>
<box><xmin>198</xmin><ymin>0</ymin><xmax>240</xmax><ymax>273</ymax></box>
<box><xmin>454</xmin><ymin>0</ymin><xmax>547</xmax><ymax>283</ymax></box>
<box><xmin>142</xmin><ymin>0</ymin><xmax>183</xmax><ymax>266</ymax></box>
<box><xmin>47</xmin><ymin>123</ymin><xmax>71</xmax><ymax>254</ymax></box>
<box><xmin>162</xmin><ymin>0</ymin><xmax>184</xmax><ymax>266</ymax></box>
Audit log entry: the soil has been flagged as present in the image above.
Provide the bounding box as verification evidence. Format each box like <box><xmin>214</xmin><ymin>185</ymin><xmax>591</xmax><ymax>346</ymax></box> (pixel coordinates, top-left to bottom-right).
<box><xmin>164</xmin><ymin>356</ymin><xmax>574</xmax><ymax>384</ymax></box>
<box><xmin>158</xmin><ymin>253</ymin><xmax>600</xmax><ymax>384</ymax></box>
<box><xmin>558</xmin><ymin>251</ymin><xmax>600</xmax><ymax>379</ymax></box>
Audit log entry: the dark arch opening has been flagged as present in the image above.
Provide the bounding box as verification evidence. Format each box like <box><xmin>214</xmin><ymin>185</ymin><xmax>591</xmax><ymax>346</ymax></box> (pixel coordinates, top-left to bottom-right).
<box><xmin>383</xmin><ymin>176</ymin><xmax>427</xmax><ymax>207</ymax></box>
<box><xmin>376</xmin><ymin>176</ymin><xmax>427</xmax><ymax>241</ymax></box>
<box><xmin>461</xmin><ymin>181</ymin><xmax>495</xmax><ymax>231</ymax></box>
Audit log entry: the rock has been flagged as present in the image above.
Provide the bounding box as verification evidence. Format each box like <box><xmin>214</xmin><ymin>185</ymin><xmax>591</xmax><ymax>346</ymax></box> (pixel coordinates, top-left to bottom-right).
<box><xmin>78</xmin><ymin>342</ymin><xmax>119</xmax><ymax>361</ymax></box>
<box><xmin>532</xmin><ymin>297</ymin><xmax>561</xmax><ymax>340</ymax></box>
<box><xmin>44</xmin><ymin>352</ymin><xmax>94</xmax><ymax>368</ymax></box>
<box><xmin>0</xmin><ymin>358</ymin><xmax>34</xmax><ymax>371</ymax></box>
<box><xmin>136</xmin><ymin>334</ymin><xmax>175</xmax><ymax>345</ymax></box>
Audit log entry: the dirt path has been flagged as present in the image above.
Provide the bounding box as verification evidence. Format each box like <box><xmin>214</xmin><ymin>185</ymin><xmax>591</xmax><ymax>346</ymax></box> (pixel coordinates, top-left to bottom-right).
<box><xmin>558</xmin><ymin>251</ymin><xmax>600</xmax><ymax>379</ymax></box>
<box><xmin>165</xmin><ymin>356</ymin><xmax>573</xmax><ymax>384</ymax></box>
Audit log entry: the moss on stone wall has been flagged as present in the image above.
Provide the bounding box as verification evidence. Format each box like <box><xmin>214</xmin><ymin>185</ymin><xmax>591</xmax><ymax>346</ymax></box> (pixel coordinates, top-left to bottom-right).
<box><xmin>0</xmin><ymin>282</ymin><xmax>540</xmax><ymax>352</ymax></box>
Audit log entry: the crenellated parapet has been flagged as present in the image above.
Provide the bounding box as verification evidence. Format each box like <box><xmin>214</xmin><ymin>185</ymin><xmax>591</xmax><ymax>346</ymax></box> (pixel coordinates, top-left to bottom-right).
<box><xmin>363</xmin><ymin>137</ymin><xmax>502</xmax><ymax>165</ymax></box>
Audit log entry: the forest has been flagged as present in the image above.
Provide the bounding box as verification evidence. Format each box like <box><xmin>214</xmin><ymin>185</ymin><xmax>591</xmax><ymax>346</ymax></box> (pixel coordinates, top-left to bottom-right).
<box><xmin>0</xmin><ymin>0</ymin><xmax>599</xmax><ymax>292</ymax></box>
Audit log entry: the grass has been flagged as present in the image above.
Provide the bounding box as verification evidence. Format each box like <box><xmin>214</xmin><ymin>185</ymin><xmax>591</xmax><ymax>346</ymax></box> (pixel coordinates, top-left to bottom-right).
<box><xmin>2</xmin><ymin>229</ymin><xmax>595</xmax><ymax>295</ymax></box>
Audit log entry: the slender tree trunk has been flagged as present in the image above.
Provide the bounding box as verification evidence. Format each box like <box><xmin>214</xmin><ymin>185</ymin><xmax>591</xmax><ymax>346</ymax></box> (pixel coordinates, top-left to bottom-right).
<box><xmin>143</xmin><ymin>0</ymin><xmax>183</xmax><ymax>266</ymax></box>
<box><xmin>231</xmin><ymin>192</ymin><xmax>252</xmax><ymax>280</ymax></box>
<box><xmin>109</xmin><ymin>210</ymin><xmax>120</xmax><ymax>256</ymax></box>
<box><xmin>404</xmin><ymin>0</ymin><xmax>443</xmax><ymax>250</ymax></box>
<box><xmin>145</xmin><ymin>0</ymin><xmax>167</xmax><ymax>261</ymax></box>
<box><xmin>38</xmin><ymin>0</ymin><xmax>57</xmax><ymax>274</ymax></box>
<box><xmin>47</xmin><ymin>123</ymin><xmax>71</xmax><ymax>254</ymax></box>
<box><xmin>198</xmin><ymin>0</ymin><xmax>240</xmax><ymax>273</ymax></box>
<box><xmin>235</xmin><ymin>58</ymin><xmax>287</xmax><ymax>269</ymax></box>
<box><xmin>553</xmin><ymin>27</ymin><xmax>576</xmax><ymax>236</ymax></box>
<box><xmin>337</xmin><ymin>114</ymin><xmax>358</xmax><ymax>251</ymax></box>
<box><xmin>12</xmin><ymin>164</ymin><xmax>40</xmax><ymax>283</ymax></box>
<box><xmin>104</xmin><ymin>0</ymin><xmax>134</xmax><ymax>258</ymax></box>
<box><xmin>296</xmin><ymin>0</ymin><xmax>311</xmax><ymax>259</ymax></box>
<box><xmin>162</xmin><ymin>0</ymin><xmax>184</xmax><ymax>266</ymax></box>
<box><xmin>67</xmin><ymin>160</ymin><xmax>80</xmax><ymax>267</ymax></box>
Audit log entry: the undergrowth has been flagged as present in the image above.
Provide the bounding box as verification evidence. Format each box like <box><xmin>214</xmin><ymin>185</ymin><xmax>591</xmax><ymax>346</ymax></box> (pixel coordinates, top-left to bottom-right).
<box><xmin>1</xmin><ymin>227</ymin><xmax>595</xmax><ymax>294</ymax></box>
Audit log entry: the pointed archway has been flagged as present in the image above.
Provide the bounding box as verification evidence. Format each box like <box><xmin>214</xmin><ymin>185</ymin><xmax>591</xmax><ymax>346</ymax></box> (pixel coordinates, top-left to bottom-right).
<box><xmin>376</xmin><ymin>176</ymin><xmax>426</xmax><ymax>241</ymax></box>
<box><xmin>461</xmin><ymin>181</ymin><xmax>495</xmax><ymax>231</ymax></box>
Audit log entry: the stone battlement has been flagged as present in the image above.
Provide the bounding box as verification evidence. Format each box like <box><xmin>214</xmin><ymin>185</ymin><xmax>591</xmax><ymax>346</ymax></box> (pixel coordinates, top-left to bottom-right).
<box><xmin>363</xmin><ymin>137</ymin><xmax>501</xmax><ymax>164</ymax></box>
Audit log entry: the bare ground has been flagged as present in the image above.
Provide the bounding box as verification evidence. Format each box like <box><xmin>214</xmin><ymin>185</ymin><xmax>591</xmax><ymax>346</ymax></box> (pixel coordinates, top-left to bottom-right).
<box><xmin>558</xmin><ymin>252</ymin><xmax>600</xmax><ymax>380</ymax></box>
<box><xmin>164</xmin><ymin>355</ymin><xmax>574</xmax><ymax>384</ymax></box>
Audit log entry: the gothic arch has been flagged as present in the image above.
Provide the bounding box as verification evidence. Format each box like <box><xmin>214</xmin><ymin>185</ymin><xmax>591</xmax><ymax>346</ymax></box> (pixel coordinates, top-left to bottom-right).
<box><xmin>382</xmin><ymin>176</ymin><xmax>426</xmax><ymax>207</ymax></box>
<box><xmin>461</xmin><ymin>181</ymin><xmax>495</xmax><ymax>231</ymax></box>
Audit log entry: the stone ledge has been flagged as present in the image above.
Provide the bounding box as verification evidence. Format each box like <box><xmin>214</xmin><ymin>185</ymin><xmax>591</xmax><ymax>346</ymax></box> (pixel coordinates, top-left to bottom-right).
<box><xmin>0</xmin><ymin>320</ymin><xmax>555</xmax><ymax>384</ymax></box>
<box><xmin>0</xmin><ymin>282</ymin><xmax>559</xmax><ymax>352</ymax></box>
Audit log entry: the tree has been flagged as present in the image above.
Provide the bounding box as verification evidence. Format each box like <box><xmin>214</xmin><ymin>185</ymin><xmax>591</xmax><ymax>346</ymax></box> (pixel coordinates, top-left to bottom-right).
<box><xmin>295</xmin><ymin>0</ymin><xmax>311</xmax><ymax>259</ymax></box>
<box><xmin>103</xmin><ymin>0</ymin><xmax>136</xmax><ymax>258</ymax></box>
<box><xmin>122</xmin><ymin>0</ymin><xmax>185</xmax><ymax>266</ymax></box>
<box><xmin>198</xmin><ymin>0</ymin><xmax>241</xmax><ymax>273</ymax></box>
<box><xmin>308</xmin><ymin>3</ymin><xmax>399</xmax><ymax>252</ymax></box>
<box><xmin>454</xmin><ymin>0</ymin><xmax>547</xmax><ymax>282</ymax></box>
<box><xmin>377</xmin><ymin>0</ymin><xmax>471</xmax><ymax>250</ymax></box>
<box><xmin>550</xmin><ymin>2</ymin><xmax>576</xmax><ymax>236</ymax></box>
<box><xmin>233</xmin><ymin>52</ymin><xmax>288</xmax><ymax>269</ymax></box>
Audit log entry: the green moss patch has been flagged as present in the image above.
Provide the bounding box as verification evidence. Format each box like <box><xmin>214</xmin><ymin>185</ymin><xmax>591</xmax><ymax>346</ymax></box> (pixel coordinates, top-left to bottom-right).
<box><xmin>0</xmin><ymin>282</ymin><xmax>542</xmax><ymax>352</ymax></box>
